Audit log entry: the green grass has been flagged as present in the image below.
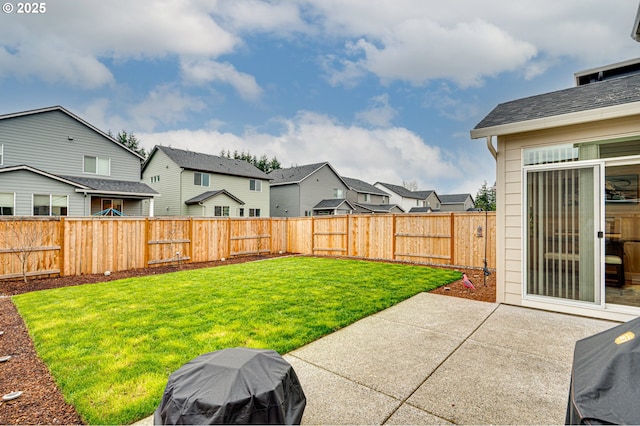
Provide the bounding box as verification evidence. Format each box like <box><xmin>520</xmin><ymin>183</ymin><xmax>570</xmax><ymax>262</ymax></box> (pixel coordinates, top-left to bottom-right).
<box><xmin>13</xmin><ymin>256</ymin><xmax>460</xmax><ymax>424</ymax></box>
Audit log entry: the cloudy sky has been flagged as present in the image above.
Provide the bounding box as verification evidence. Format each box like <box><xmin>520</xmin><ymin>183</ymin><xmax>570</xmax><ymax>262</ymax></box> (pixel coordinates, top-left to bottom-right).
<box><xmin>2</xmin><ymin>1</ymin><xmax>639</xmax><ymax>196</ymax></box>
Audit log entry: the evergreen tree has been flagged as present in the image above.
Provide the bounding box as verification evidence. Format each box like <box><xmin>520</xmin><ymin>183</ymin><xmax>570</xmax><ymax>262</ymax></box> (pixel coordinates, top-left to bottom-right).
<box><xmin>475</xmin><ymin>181</ymin><xmax>496</xmax><ymax>211</ymax></box>
<box><xmin>108</xmin><ymin>130</ymin><xmax>147</xmax><ymax>158</ymax></box>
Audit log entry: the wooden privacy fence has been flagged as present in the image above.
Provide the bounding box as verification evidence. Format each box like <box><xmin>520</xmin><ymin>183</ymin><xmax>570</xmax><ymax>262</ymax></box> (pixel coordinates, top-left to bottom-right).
<box><xmin>0</xmin><ymin>212</ymin><xmax>495</xmax><ymax>280</ymax></box>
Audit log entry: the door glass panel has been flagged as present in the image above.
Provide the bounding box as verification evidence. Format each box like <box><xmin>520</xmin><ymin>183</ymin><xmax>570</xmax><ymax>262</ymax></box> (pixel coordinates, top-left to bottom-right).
<box><xmin>526</xmin><ymin>166</ymin><xmax>599</xmax><ymax>303</ymax></box>
<box><xmin>604</xmin><ymin>164</ymin><xmax>640</xmax><ymax>306</ymax></box>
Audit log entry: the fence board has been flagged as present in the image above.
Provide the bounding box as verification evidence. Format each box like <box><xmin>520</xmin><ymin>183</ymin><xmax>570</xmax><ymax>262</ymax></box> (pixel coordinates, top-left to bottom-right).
<box><xmin>1</xmin><ymin>213</ymin><xmax>496</xmax><ymax>280</ymax></box>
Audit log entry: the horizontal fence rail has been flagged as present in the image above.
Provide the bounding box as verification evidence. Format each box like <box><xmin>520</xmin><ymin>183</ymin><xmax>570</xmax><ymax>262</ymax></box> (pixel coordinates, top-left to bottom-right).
<box><xmin>0</xmin><ymin>213</ymin><xmax>495</xmax><ymax>280</ymax></box>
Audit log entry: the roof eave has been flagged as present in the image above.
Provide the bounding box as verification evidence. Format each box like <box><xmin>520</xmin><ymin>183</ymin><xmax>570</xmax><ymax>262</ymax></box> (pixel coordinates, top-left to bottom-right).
<box><xmin>471</xmin><ymin>101</ymin><xmax>640</xmax><ymax>139</ymax></box>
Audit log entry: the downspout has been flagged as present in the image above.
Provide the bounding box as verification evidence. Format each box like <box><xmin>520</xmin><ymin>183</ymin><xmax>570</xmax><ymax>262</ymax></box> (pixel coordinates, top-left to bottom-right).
<box><xmin>486</xmin><ymin>136</ymin><xmax>497</xmax><ymax>160</ymax></box>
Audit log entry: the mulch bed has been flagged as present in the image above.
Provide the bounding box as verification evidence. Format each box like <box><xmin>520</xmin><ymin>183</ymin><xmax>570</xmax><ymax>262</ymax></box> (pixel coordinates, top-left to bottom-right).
<box><xmin>0</xmin><ymin>254</ymin><xmax>495</xmax><ymax>424</ymax></box>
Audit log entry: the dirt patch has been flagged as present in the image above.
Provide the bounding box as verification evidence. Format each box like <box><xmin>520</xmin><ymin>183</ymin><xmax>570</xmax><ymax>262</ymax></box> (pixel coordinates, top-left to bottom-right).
<box><xmin>0</xmin><ymin>255</ymin><xmax>495</xmax><ymax>424</ymax></box>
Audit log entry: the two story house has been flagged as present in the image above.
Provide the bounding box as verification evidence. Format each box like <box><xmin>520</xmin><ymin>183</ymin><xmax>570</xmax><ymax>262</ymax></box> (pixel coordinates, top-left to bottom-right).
<box><xmin>373</xmin><ymin>182</ymin><xmax>441</xmax><ymax>212</ymax></box>
<box><xmin>268</xmin><ymin>162</ymin><xmax>353</xmax><ymax>217</ymax></box>
<box><xmin>439</xmin><ymin>193</ymin><xmax>475</xmax><ymax>212</ymax></box>
<box><xmin>142</xmin><ymin>146</ymin><xmax>270</xmax><ymax>217</ymax></box>
<box><xmin>0</xmin><ymin>106</ymin><xmax>157</xmax><ymax>216</ymax></box>
<box><xmin>343</xmin><ymin>177</ymin><xmax>404</xmax><ymax>213</ymax></box>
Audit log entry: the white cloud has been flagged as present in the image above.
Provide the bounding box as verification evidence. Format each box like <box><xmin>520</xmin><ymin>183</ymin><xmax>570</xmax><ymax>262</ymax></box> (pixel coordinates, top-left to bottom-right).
<box><xmin>181</xmin><ymin>59</ymin><xmax>263</xmax><ymax>101</ymax></box>
<box><xmin>355</xmin><ymin>94</ymin><xmax>397</xmax><ymax>127</ymax></box>
<box><xmin>138</xmin><ymin>110</ymin><xmax>491</xmax><ymax>193</ymax></box>
<box><xmin>126</xmin><ymin>85</ymin><xmax>207</xmax><ymax>132</ymax></box>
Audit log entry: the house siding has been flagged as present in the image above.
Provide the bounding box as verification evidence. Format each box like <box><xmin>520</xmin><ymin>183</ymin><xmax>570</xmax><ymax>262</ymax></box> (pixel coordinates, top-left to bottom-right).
<box><xmin>0</xmin><ymin>110</ymin><xmax>141</xmax><ymax>181</ymax></box>
<box><xmin>299</xmin><ymin>166</ymin><xmax>349</xmax><ymax>216</ymax></box>
<box><xmin>0</xmin><ymin>169</ymin><xmax>86</xmax><ymax>216</ymax></box>
<box><xmin>144</xmin><ymin>149</ymin><xmax>270</xmax><ymax>217</ymax></box>
<box><xmin>498</xmin><ymin>114</ymin><xmax>640</xmax><ymax>321</ymax></box>
<box><xmin>143</xmin><ymin>149</ymin><xmax>186</xmax><ymax>216</ymax></box>
<box><xmin>270</xmin><ymin>184</ymin><xmax>300</xmax><ymax>217</ymax></box>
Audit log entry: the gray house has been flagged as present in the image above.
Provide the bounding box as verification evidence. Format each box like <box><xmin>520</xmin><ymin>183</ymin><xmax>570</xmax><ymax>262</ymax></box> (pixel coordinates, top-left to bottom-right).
<box><xmin>268</xmin><ymin>162</ymin><xmax>352</xmax><ymax>217</ymax></box>
<box><xmin>142</xmin><ymin>145</ymin><xmax>270</xmax><ymax>217</ymax></box>
<box><xmin>374</xmin><ymin>182</ymin><xmax>441</xmax><ymax>212</ymax></box>
<box><xmin>0</xmin><ymin>106</ymin><xmax>157</xmax><ymax>216</ymax></box>
<box><xmin>439</xmin><ymin>193</ymin><xmax>475</xmax><ymax>212</ymax></box>
<box><xmin>343</xmin><ymin>177</ymin><xmax>404</xmax><ymax>213</ymax></box>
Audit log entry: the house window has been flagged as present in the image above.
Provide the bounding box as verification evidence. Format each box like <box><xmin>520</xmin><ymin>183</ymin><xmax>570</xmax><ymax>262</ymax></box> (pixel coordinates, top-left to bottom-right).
<box><xmin>0</xmin><ymin>144</ymin><xmax>3</xmax><ymax>165</ymax></box>
<box><xmin>0</xmin><ymin>192</ymin><xmax>14</xmax><ymax>215</ymax></box>
<box><xmin>194</xmin><ymin>172</ymin><xmax>209</xmax><ymax>186</ymax></box>
<box><xmin>333</xmin><ymin>188</ymin><xmax>344</xmax><ymax>198</ymax></box>
<box><xmin>84</xmin><ymin>156</ymin><xmax>110</xmax><ymax>175</ymax></box>
<box><xmin>33</xmin><ymin>194</ymin><xmax>68</xmax><ymax>216</ymax></box>
<box><xmin>250</xmin><ymin>179</ymin><xmax>262</xmax><ymax>192</ymax></box>
<box><xmin>364</xmin><ymin>193</ymin><xmax>369</xmax><ymax>202</ymax></box>
<box><xmin>239</xmin><ymin>208</ymin><xmax>244</xmax><ymax>217</ymax></box>
<box><xmin>214</xmin><ymin>206</ymin><xmax>230</xmax><ymax>217</ymax></box>
<box><xmin>150</xmin><ymin>175</ymin><xmax>160</xmax><ymax>183</ymax></box>
<box><xmin>249</xmin><ymin>208</ymin><xmax>261</xmax><ymax>217</ymax></box>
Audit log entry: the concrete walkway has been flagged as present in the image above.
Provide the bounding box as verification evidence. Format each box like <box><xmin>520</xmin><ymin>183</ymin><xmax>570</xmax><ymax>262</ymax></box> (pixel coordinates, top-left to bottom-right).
<box><xmin>140</xmin><ymin>293</ymin><xmax>619</xmax><ymax>425</ymax></box>
<box><xmin>284</xmin><ymin>293</ymin><xmax>618</xmax><ymax>425</ymax></box>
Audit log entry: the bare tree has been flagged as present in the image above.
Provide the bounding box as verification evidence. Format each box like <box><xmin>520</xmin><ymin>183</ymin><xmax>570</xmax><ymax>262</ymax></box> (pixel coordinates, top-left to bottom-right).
<box><xmin>3</xmin><ymin>220</ymin><xmax>44</xmax><ymax>283</ymax></box>
<box><xmin>402</xmin><ymin>180</ymin><xmax>419</xmax><ymax>191</ymax></box>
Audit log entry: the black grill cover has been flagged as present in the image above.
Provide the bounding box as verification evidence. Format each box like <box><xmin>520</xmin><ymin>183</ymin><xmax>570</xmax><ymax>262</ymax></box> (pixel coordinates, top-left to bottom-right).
<box><xmin>154</xmin><ymin>348</ymin><xmax>306</xmax><ymax>425</ymax></box>
<box><xmin>566</xmin><ymin>316</ymin><xmax>640</xmax><ymax>425</ymax></box>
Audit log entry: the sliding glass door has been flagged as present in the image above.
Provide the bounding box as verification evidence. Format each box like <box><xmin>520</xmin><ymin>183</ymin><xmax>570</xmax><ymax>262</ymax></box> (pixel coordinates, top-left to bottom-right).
<box><xmin>525</xmin><ymin>163</ymin><xmax>601</xmax><ymax>304</ymax></box>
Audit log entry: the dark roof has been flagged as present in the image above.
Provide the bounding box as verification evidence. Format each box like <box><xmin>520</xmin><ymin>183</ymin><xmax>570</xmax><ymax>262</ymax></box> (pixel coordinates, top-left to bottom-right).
<box><xmin>474</xmin><ymin>72</ymin><xmax>640</xmax><ymax>130</ymax></box>
<box><xmin>184</xmin><ymin>190</ymin><xmax>244</xmax><ymax>205</ymax></box>
<box><xmin>149</xmin><ymin>146</ymin><xmax>270</xmax><ymax>180</ymax></box>
<box><xmin>313</xmin><ymin>198</ymin><xmax>354</xmax><ymax>210</ymax></box>
<box><xmin>375</xmin><ymin>182</ymin><xmax>420</xmax><ymax>198</ymax></box>
<box><xmin>353</xmin><ymin>202</ymin><xmax>404</xmax><ymax>213</ymax></box>
<box><xmin>376</xmin><ymin>182</ymin><xmax>436</xmax><ymax>200</ymax></box>
<box><xmin>440</xmin><ymin>193</ymin><xmax>473</xmax><ymax>204</ymax></box>
<box><xmin>409</xmin><ymin>207</ymin><xmax>435</xmax><ymax>213</ymax></box>
<box><xmin>343</xmin><ymin>177</ymin><xmax>389</xmax><ymax>196</ymax></box>
<box><xmin>267</xmin><ymin>162</ymin><xmax>329</xmax><ymax>185</ymax></box>
<box><xmin>59</xmin><ymin>175</ymin><xmax>157</xmax><ymax>196</ymax></box>
<box><xmin>0</xmin><ymin>105</ymin><xmax>145</xmax><ymax>160</ymax></box>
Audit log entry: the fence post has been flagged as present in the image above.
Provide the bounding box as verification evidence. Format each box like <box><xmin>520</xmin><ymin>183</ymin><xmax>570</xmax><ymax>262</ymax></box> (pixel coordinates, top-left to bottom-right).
<box><xmin>311</xmin><ymin>216</ymin><xmax>315</xmax><ymax>255</ymax></box>
<box><xmin>144</xmin><ymin>217</ymin><xmax>150</xmax><ymax>267</ymax></box>
<box><xmin>450</xmin><ymin>213</ymin><xmax>455</xmax><ymax>266</ymax></box>
<box><xmin>58</xmin><ymin>217</ymin><xmax>65</xmax><ymax>277</ymax></box>
<box><xmin>392</xmin><ymin>214</ymin><xmax>397</xmax><ymax>261</ymax></box>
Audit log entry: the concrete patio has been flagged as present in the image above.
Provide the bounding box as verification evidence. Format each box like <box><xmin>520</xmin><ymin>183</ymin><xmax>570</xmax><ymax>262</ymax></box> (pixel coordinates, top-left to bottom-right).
<box><xmin>284</xmin><ymin>293</ymin><xmax>618</xmax><ymax>425</ymax></box>
<box><xmin>139</xmin><ymin>293</ymin><xmax>619</xmax><ymax>425</ymax></box>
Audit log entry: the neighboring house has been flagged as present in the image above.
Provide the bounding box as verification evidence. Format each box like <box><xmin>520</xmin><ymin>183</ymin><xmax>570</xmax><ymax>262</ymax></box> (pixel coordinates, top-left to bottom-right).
<box><xmin>471</xmin><ymin>57</ymin><xmax>640</xmax><ymax>322</ymax></box>
<box><xmin>0</xmin><ymin>106</ymin><xmax>157</xmax><ymax>217</ymax></box>
<box><xmin>374</xmin><ymin>182</ymin><xmax>441</xmax><ymax>212</ymax></box>
<box><xmin>268</xmin><ymin>162</ymin><xmax>351</xmax><ymax>217</ymax></box>
<box><xmin>343</xmin><ymin>176</ymin><xmax>404</xmax><ymax>214</ymax></box>
<box><xmin>439</xmin><ymin>193</ymin><xmax>475</xmax><ymax>212</ymax></box>
<box><xmin>142</xmin><ymin>145</ymin><xmax>270</xmax><ymax>217</ymax></box>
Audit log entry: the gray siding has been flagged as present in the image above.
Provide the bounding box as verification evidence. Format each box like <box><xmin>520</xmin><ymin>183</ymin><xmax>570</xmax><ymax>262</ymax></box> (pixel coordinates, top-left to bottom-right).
<box><xmin>0</xmin><ymin>110</ymin><xmax>142</xmax><ymax>181</ymax></box>
<box><xmin>299</xmin><ymin>166</ymin><xmax>349</xmax><ymax>216</ymax></box>
<box><xmin>270</xmin><ymin>184</ymin><xmax>300</xmax><ymax>217</ymax></box>
<box><xmin>0</xmin><ymin>169</ymin><xmax>86</xmax><ymax>216</ymax></box>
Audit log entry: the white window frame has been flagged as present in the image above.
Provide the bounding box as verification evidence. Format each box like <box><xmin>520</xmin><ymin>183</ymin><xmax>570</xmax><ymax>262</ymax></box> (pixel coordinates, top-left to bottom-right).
<box><xmin>0</xmin><ymin>144</ymin><xmax>3</xmax><ymax>165</ymax></box>
<box><xmin>33</xmin><ymin>194</ymin><xmax>68</xmax><ymax>216</ymax></box>
<box><xmin>83</xmin><ymin>155</ymin><xmax>111</xmax><ymax>176</ymax></box>
<box><xmin>0</xmin><ymin>192</ymin><xmax>14</xmax><ymax>215</ymax></box>
<box><xmin>250</xmin><ymin>179</ymin><xmax>262</xmax><ymax>192</ymax></box>
<box><xmin>194</xmin><ymin>172</ymin><xmax>210</xmax><ymax>187</ymax></box>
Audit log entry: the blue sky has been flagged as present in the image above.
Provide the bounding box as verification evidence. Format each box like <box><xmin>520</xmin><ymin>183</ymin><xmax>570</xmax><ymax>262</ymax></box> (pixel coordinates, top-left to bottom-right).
<box><xmin>1</xmin><ymin>1</ymin><xmax>640</xmax><ymax>196</ymax></box>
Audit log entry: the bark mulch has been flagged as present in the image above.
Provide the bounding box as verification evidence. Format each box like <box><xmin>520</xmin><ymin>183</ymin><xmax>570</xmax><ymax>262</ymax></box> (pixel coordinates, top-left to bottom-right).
<box><xmin>0</xmin><ymin>255</ymin><xmax>495</xmax><ymax>424</ymax></box>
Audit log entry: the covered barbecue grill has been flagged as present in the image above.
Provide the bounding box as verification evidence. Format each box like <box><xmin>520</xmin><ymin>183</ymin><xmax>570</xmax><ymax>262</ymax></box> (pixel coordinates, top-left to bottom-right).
<box><xmin>566</xmin><ymin>316</ymin><xmax>640</xmax><ymax>424</ymax></box>
<box><xmin>155</xmin><ymin>347</ymin><xmax>306</xmax><ymax>425</ymax></box>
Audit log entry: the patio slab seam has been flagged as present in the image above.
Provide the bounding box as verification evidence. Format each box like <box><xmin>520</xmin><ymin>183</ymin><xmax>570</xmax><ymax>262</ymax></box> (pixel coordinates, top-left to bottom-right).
<box><xmin>378</xmin><ymin>301</ymin><xmax>502</xmax><ymax>424</ymax></box>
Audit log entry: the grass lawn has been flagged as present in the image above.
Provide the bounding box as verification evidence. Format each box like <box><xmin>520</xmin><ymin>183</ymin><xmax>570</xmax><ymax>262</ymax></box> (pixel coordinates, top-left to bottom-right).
<box><xmin>13</xmin><ymin>256</ymin><xmax>461</xmax><ymax>424</ymax></box>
